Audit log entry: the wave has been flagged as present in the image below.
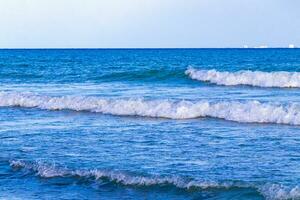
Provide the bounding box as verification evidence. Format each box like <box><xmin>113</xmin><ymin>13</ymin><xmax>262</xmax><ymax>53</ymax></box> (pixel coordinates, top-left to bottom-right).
<box><xmin>185</xmin><ymin>67</ymin><xmax>300</xmax><ymax>88</ymax></box>
<box><xmin>1</xmin><ymin>92</ymin><xmax>300</xmax><ymax>125</ymax></box>
<box><xmin>259</xmin><ymin>184</ymin><xmax>300</xmax><ymax>200</ymax></box>
<box><xmin>98</xmin><ymin>68</ymin><xmax>185</xmax><ymax>82</ymax></box>
<box><xmin>9</xmin><ymin>160</ymin><xmax>300</xmax><ymax>200</ymax></box>
<box><xmin>9</xmin><ymin>160</ymin><xmax>233</xmax><ymax>189</ymax></box>
<box><xmin>0</xmin><ymin>66</ymin><xmax>187</xmax><ymax>84</ymax></box>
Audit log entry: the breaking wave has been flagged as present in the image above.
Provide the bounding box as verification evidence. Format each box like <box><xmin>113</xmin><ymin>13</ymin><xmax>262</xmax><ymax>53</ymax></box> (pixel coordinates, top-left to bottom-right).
<box><xmin>1</xmin><ymin>92</ymin><xmax>300</xmax><ymax>125</ymax></box>
<box><xmin>9</xmin><ymin>160</ymin><xmax>230</xmax><ymax>189</ymax></box>
<box><xmin>9</xmin><ymin>160</ymin><xmax>300</xmax><ymax>200</ymax></box>
<box><xmin>185</xmin><ymin>67</ymin><xmax>300</xmax><ymax>88</ymax></box>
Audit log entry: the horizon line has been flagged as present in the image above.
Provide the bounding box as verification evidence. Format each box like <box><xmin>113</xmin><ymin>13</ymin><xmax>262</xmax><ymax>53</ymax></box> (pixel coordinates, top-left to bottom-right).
<box><xmin>0</xmin><ymin>47</ymin><xmax>298</xmax><ymax>50</ymax></box>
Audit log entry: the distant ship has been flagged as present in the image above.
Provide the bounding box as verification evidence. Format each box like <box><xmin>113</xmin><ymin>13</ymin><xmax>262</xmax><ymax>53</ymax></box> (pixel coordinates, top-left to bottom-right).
<box><xmin>255</xmin><ymin>45</ymin><xmax>268</xmax><ymax>48</ymax></box>
<box><xmin>289</xmin><ymin>44</ymin><xmax>295</xmax><ymax>48</ymax></box>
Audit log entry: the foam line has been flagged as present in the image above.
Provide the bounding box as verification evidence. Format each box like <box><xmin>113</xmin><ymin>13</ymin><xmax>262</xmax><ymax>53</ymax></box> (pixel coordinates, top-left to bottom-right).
<box><xmin>10</xmin><ymin>160</ymin><xmax>300</xmax><ymax>200</ymax></box>
<box><xmin>1</xmin><ymin>92</ymin><xmax>300</xmax><ymax>125</ymax></box>
<box><xmin>186</xmin><ymin>67</ymin><xmax>300</xmax><ymax>88</ymax></box>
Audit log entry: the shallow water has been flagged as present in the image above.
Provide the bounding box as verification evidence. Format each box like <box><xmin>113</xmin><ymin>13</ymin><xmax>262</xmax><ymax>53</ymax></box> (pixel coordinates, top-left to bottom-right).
<box><xmin>1</xmin><ymin>49</ymin><xmax>300</xmax><ymax>199</ymax></box>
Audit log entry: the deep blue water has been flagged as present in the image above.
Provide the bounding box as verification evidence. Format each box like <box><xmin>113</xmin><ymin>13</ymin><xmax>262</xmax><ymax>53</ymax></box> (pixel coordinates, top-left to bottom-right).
<box><xmin>1</xmin><ymin>49</ymin><xmax>300</xmax><ymax>200</ymax></box>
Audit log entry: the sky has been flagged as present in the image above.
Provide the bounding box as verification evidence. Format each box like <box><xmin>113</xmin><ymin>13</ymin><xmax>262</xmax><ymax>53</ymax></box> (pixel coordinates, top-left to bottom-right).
<box><xmin>0</xmin><ymin>0</ymin><xmax>299</xmax><ymax>48</ymax></box>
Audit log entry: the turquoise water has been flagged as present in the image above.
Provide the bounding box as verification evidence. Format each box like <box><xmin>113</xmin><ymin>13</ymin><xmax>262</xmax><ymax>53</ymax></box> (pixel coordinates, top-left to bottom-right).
<box><xmin>1</xmin><ymin>49</ymin><xmax>300</xmax><ymax>199</ymax></box>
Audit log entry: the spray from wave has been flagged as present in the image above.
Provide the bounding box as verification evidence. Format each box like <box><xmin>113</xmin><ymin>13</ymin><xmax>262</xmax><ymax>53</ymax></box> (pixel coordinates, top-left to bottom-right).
<box><xmin>9</xmin><ymin>160</ymin><xmax>300</xmax><ymax>200</ymax></box>
<box><xmin>185</xmin><ymin>67</ymin><xmax>300</xmax><ymax>88</ymax></box>
<box><xmin>1</xmin><ymin>92</ymin><xmax>300</xmax><ymax>125</ymax></box>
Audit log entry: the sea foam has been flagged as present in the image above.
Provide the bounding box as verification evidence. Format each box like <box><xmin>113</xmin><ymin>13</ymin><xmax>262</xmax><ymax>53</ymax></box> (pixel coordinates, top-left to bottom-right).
<box><xmin>10</xmin><ymin>160</ymin><xmax>300</xmax><ymax>200</ymax></box>
<box><xmin>1</xmin><ymin>92</ymin><xmax>300</xmax><ymax>125</ymax></box>
<box><xmin>185</xmin><ymin>67</ymin><xmax>300</xmax><ymax>88</ymax></box>
<box><xmin>9</xmin><ymin>160</ymin><xmax>230</xmax><ymax>189</ymax></box>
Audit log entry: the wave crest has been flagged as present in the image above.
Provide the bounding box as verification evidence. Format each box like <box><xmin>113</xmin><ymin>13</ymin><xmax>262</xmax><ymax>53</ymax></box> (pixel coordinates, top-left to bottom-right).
<box><xmin>185</xmin><ymin>67</ymin><xmax>300</xmax><ymax>88</ymax></box>
<box><xmin>10</xmin><ymin>160</ymin><xmax>300</xmax><ymax>200</ymax></box>
<box><xmin>9</xmin><ymin>160</ymin><xmax>229</xmax><ymax>189</ymax></box>
<box><xmin>259</xmin><ymin>184</ymin><xmax>300</xmax><ymax>200</ymax></box>
<box><xmin>1</xmin><ymin>92</ymin><xmax>300</xmax><ymax>125</ymax></box>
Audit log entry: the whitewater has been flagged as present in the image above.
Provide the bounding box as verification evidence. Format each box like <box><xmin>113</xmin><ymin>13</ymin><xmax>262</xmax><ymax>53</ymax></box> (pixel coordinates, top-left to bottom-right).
<box><xmin>1</xmin><ymin>92</ymin><xmax>300</xmax><ymax>125</ymax></box>
<box><xmin>186</xmin><ymin>67</ymin><xmax>300</xmax><ymax>88</ymax></box>
<box><xmin>9</xmin><ymin>159</ymin><xmax>300</xmax><ymax>200</ymax></box>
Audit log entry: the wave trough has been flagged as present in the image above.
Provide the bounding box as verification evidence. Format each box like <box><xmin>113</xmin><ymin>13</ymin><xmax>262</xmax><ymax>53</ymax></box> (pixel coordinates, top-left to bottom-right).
<box><xmin>185</xmin><ymin>67</ymin><xmax>300</xmax><ymax>88</ymax></box>
<box><xmin>1</xmin><ymin>92</ymin><xmax>300</xmax><ymax>125</ymax></box>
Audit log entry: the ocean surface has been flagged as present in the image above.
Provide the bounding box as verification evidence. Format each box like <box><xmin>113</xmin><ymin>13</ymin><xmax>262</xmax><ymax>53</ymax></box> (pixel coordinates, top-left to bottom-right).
<box><xmin>1</xmin><ymin>48</ymin><xmax>300</xmax><ymax>200</ymax></box>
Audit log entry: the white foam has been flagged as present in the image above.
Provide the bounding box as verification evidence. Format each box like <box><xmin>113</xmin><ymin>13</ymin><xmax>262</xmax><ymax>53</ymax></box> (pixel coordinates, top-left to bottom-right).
<box><xmin>259</xmin><ymin>184</ymin><xmax>300</xmax><ymax>200</ymax></box>
<box><xmin>10</xmin><ymin>160</ymin><xmax>66</xmax><ymax>178</ymax></box>
<box><xmin>1</xmin><ymin>92</ymin><xmax>300</xmax><ymax>125</ymax></box>
<box><xmin>10</xmin><ymin>160</ymin><xmax>300</xmax><ymax>200</ymax></box>
<box><xmin>185</xmin><ymin>67</ymin><xmax>300</xmax><ymax>88</ymax></box>
<box><xmin>9</xmin><ymin>160</ymin><xmax>230</xmax><ymax>189</ymax></box>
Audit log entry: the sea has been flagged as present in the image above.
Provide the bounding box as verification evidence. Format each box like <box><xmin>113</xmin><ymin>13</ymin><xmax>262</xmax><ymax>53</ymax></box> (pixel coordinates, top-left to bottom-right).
<box><xmin>1</xmin><ymin>48</ymin><xmax>300</xmax><ymax>200</ymax></box>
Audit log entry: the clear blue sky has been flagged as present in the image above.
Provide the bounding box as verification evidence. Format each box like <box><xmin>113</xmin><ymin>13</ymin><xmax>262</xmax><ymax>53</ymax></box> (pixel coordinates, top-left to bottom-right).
<box><xmin>0</xmin><ymin>0</ymin><xmax>299</xmax><ymax>48</ymax></box>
